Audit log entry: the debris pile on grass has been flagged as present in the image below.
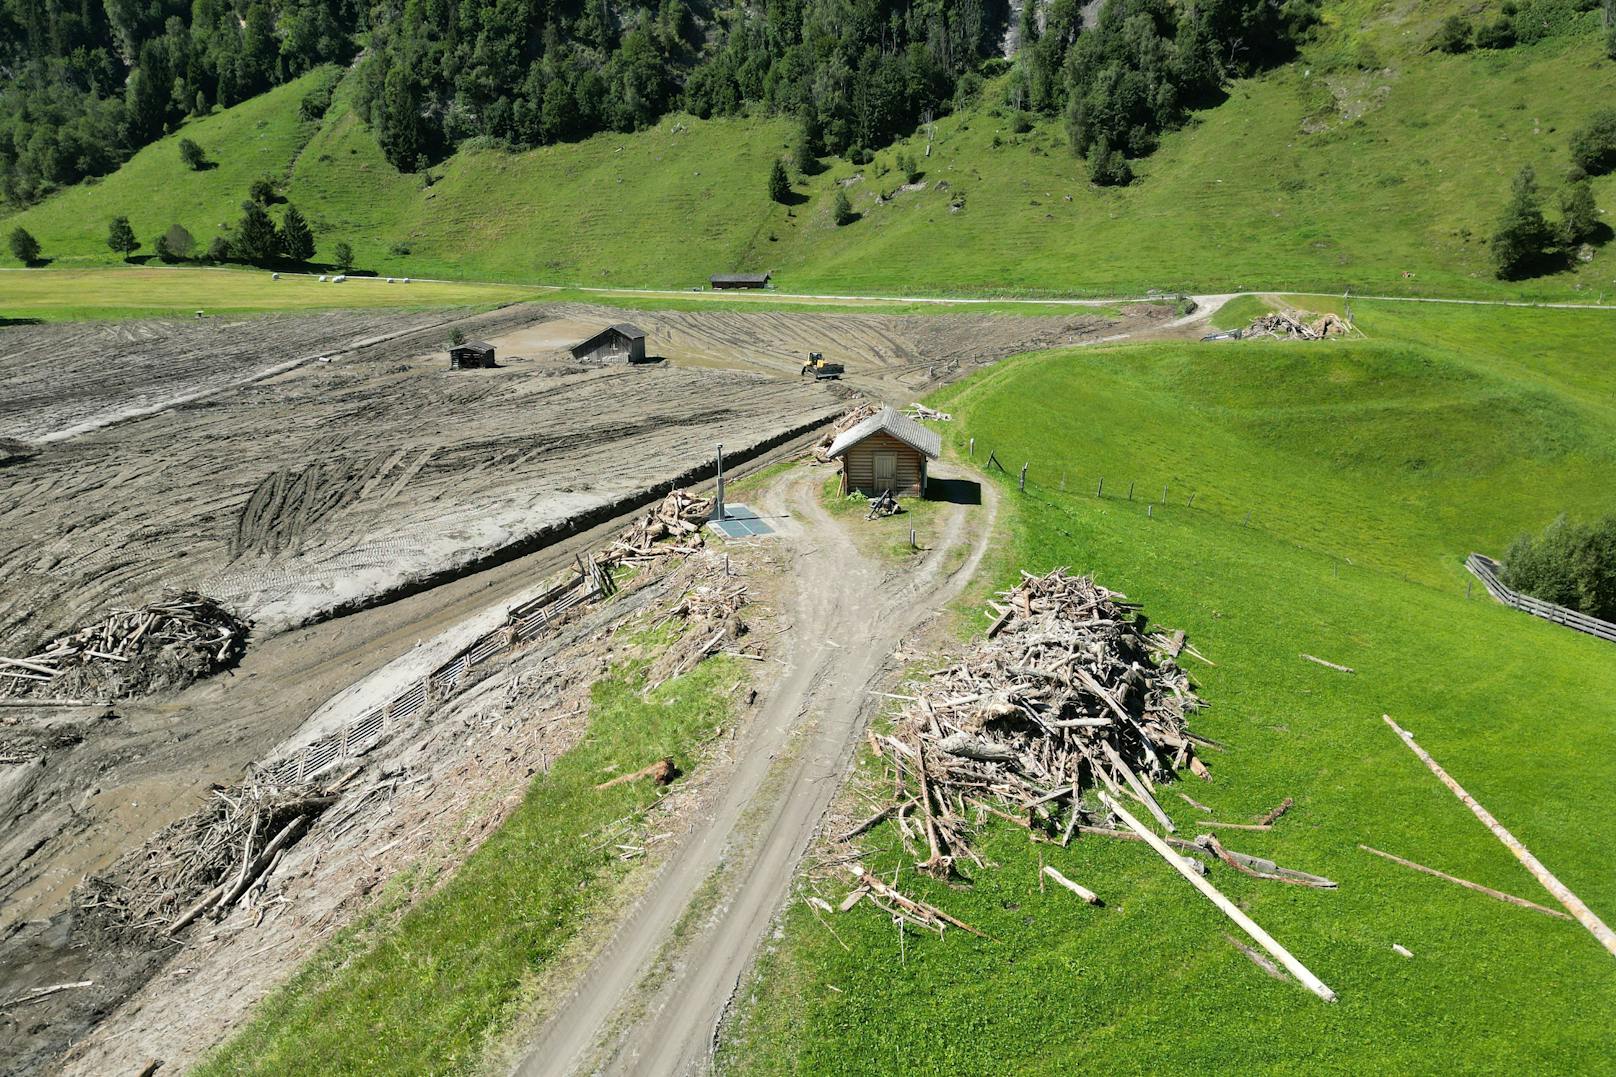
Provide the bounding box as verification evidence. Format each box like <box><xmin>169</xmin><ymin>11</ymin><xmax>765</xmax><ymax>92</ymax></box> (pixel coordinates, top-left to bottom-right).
<box><xmin>1247</xmin><ymin>311</ymin><xmax>1350</xmax><ymax>340</ymax></box>
<box><xmin>857</xmin><ymin>568</ymin><xmax>1214</xmax><ymax>878</ymax></box>
<box><xmin>0</xmin><ymin>592</ymin><xmax>250</xmax><ymax>700</ymax></box>
<box><xmin>74</xmin><ymin>770</ymin><xmax>353</xmax><ymax>941</ymax></box>
<box><xmin>647</xmin><ymin>575</ymin><xmax>750</xmax><ymax>689</ymax></box>
<box><xmin>812</xmin><ymin>403</ymin><xmax>879</xmax><ymax>462</ymax></box>
<box><xmin>604</xmin><ymin>489</ymin><xmax>713</xmax><ymax>565</ymax></box>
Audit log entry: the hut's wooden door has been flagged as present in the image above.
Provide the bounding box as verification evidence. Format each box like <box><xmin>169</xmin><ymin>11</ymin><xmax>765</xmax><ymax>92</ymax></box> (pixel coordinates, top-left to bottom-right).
<box><xmin>873</xmin><ymin>451</ymin><xmax>897</xmax><ymax>492</ymax></box>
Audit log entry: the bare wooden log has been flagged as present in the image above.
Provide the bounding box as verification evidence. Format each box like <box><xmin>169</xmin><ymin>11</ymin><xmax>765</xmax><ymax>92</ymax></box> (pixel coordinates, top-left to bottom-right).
<box><xmin>1042</xmin><ymin>865</ymin><xmax>1102</xmax><ymax>905</ymax></box>
<box><xmin>1300</xmin><ymin>653</ymin><xmax>1353</xmax><ymax>673</ymax></box>
<box><xmin>1357</xmin><ymin>844</ymin><xmax>1571</xmax><ymax>921</ymax></box>
<box><xmin>1100</xmin><ymin>792</ymin><xmax>1337</xmax><ymax>1002</ymax></box>
<box><xmin>1383</xmin><ymin>713</ymin><xmax>1616</xmax><ymax>958</ymax></box>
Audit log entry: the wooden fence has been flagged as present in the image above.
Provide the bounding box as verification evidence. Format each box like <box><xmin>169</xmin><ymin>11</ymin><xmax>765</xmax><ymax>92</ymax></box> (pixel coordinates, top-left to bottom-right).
<box><xmin>1465</xmin><ymin>554</ymin><xmax>1616</xmax><ymax>645</ymax></box>
<box><xmin>260</xmin><ymin>556</ymin><xmax>613</xmax><ymax>786</ymax></box>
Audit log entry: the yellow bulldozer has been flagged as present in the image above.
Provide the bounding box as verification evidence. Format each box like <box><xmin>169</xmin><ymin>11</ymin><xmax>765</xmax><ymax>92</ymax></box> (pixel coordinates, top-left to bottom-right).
<box><xmin>800</xmin><ymin>352</ymin><xmax>845</xmax><ymax>380</ymax></box>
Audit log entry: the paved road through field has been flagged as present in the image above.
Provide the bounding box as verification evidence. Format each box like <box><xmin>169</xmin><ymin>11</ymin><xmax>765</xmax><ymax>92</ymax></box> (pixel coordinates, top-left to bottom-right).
<box><xmin>514</xmin><ymin>464</ymin><xmax>998</xmax><ymax>1076</ymax></box>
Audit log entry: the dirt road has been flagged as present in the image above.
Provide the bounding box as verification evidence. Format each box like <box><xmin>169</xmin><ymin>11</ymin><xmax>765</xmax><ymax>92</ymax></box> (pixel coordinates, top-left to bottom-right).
<box><xmin>514</xmin><ymin>464</ymin><xmax>997</xmax><ymax>1076</ymax></box>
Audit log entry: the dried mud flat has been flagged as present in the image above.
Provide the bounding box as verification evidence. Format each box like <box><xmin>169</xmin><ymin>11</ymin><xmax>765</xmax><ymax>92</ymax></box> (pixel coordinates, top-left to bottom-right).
<box><xmin>0</xmin><ymin>303</ymin><xmax>841</xmax><ymax>650</ymax></box>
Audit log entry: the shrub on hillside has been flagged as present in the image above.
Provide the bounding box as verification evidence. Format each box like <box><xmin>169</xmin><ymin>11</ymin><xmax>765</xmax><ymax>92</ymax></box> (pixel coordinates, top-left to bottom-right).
<box><xmin>1089</xmin><ymin>139</ymin><xmax>1133</xmax><ymax>187</ymax></box>
<box><xmin>1501</xmin><ymin>515</ymin><xmax>1616</xmax><ymax>622</ymax></box>
<box><xmin>1475</xmin><ymin>16</ymin><xmax>1517</xmax><ymax>49</ymax></box>
<box><xmin>106</xmin><ymin>216</ymin><xmax>139</xmax><ymax>261</ymax></box>
<box><xmin>1570</xmin><ymin>109</ymin><xmax>1616</xmax><ymax>175</ymax></box>
<box><xmin>155</xmin><ymin>223</ymin><xmax>194</xmax><ymax>262</ymax></box>
<box><xmin>333</xmin><ymin>241</ymin><xmax>355</xmax><ymax>272</ymax></box>
<box><xmin>299</xmin><ymin>83</ymin><xmax>335</xmax><ymax>123</ymax></box>
<box><xmin>179</xmin><ymin>138</ymin><xmax>208</xmax><ymax>170</ymax></box>
<box><xmin>1432</xmin><ymin>15</ymin><xmax>1473</xmax><ymax>53</ymax></box>
<box><xmin>833</xmin><ymin>188</ymin><xmax>854</xmax><ymax>225</ymax></box>
<box><xmin>1560</xmin><ymin>176</ymin><xmax>1601</xmax><ymax>245</ymax></box>
<box><xmin>248</xmin><ymin>175</ymin><xmax>277</xmax><ymax>205</ymax></box>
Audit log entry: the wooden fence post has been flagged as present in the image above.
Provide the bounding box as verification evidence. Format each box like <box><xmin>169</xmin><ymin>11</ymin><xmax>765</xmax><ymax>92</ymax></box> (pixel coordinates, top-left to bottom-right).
<box><xmin>1097</xmin><ymin>477</ymin><xmax>1104</xmax><ymax>498</ymax></box>
<box><xmin>1020</xmin><ymin>463</ymin><xmax>1027</xmax><ymax>492</ymax></box>
<box><xmin>1127</xmin><ymin>482</ymin><xmax>1134</xmax><ymax>501</ymax></box>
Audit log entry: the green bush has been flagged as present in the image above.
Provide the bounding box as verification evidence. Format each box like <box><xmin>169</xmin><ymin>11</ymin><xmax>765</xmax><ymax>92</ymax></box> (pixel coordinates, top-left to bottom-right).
<box><xmin>768</xmin><ymin>158</ymin><xmax>790</xmax><ymax>204</ymax></box>
<box><xmin>1501</xmin><ymin>515</ymin><xmax>1616</xmax><ymax>621</ymax></box>
<box><xmin>179</xmin><ymin>137</ymin><xmax>208</xmax><ymax>170</ymax></box>
<box><xmin>833</xmin><ymin>188</ymin><xmax>855</xmax><ymax>225</ymax></box>
<box><xmin>8</xmin><ymin>226</ymin><xmax>42</xmax><ymax>265</ymax></box>
<box><xmin>1475</xmin><ymin>16</ymin><xmax>1517</xmax><ymax>49</ymax></box>
<box><xmin>1570</xmin><ymin>108</ymin><xmax>1616</xmax><ymax>175</ymax></box>
<box><xmin>1432</xmin><ymin>14</ymin><xmax>1473</xmax><ymax>53</ymax></box>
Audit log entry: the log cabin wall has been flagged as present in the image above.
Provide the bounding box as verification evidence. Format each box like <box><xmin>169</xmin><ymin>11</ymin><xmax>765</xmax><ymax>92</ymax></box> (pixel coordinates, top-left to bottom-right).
<box><xmin>841</xmin><ymin>431</ymin><xmax>926</xmax><ymax>496</ymax></box>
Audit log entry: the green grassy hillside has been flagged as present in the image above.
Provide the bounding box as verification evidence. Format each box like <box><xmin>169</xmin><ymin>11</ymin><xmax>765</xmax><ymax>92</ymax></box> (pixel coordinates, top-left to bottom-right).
<box><xmin>723</xmin><ymin>299</ymin><xmax>1616</xmax><ymax>1073</ymax></box>
<box><xmin>3</xmin><ymin>5</ymin><xmax>1614</xmax><ymax>299</ymax></box>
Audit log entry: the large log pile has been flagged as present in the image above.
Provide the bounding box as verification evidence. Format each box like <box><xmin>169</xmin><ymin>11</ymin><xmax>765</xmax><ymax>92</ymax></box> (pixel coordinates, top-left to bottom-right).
<box><xmin>603</xmin><ymin>489</ymin><xmax>713</xmax><ymax>565</ymax></box>
<box><xmin>0</xmin><ymin>592</ymin><xmax>250</xmax><ymax>700</ymax></box>
<box><xmin>861</xmin><ymin>569</ymin><xmax>1210</xmax><ymax>877</ymax></box>
<box><xmin>1247</xmin><ymin>311</ymin><xmax>1349</xmax><ymax>340</ymax></box>
<box><xmin>74</xmin><ymin>770</ymin><xmax>354</xmax><ymax>941</ymax></box>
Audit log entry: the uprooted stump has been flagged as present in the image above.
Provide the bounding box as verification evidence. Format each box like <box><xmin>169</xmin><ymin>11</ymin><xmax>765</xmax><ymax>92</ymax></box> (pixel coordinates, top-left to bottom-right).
<box><xmin>0</xmin><ymin>592</ymin><xmax>250</xmax><ymax>701</ymax></box>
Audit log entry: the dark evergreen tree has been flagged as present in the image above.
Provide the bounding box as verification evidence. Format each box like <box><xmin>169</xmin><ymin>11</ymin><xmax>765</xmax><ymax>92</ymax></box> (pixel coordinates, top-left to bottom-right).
<box><xmin>1560</xmin><ymin>177</ymin><xmax>1600</xmax><ymax>246</ymax></box>
<box><xmin>1570</xmin><ymin>109</ymin><xmax>1616</xmax><ymax>176</ymax></box>
<box><xmin>279</xmin><ymin>204</ymin><xmax>315</xmax><ymax>262</ymax></box>
<box><xmin>234</xmin><ymin>201</ymin><xmax>280</xmax><ymax>263</ymax></box>
<box><xmin>768</xmin><ymin>159</ymin><xmax>791</xmax><ymax>204</ymax></box>
<box><xmin>8</xmin><ymin>227</ymin><xmax>42</xmax><ymax>265</ymax></box>
<box><xmin>833</xmin><ymin>188</ymin><xmax>854</xmax><ymax>225</ymax></box>
<box><xmin>1490</xmin><ymin>166</ymin><xmax>1556</xmax><ymax>279</ymax></box>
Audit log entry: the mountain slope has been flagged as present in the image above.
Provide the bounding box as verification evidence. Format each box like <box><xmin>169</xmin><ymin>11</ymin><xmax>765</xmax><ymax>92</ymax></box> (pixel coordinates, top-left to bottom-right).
<box><xmin>3</xmin><ymin>6</ymin><xmax>1613</xmax><ymax>299</ymax></box>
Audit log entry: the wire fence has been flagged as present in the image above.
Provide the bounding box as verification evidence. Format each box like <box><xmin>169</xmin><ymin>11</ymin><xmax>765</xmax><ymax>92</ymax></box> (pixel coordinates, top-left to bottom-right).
<box><xmin>1465</xmin><ymin>554</ymin><xmax>1616</xmax><ymax>644</ymax></box>
<box><xmin>258</xmin><ymin>556</ymin><xmax>613</xmax><ymax>786</ymax></box>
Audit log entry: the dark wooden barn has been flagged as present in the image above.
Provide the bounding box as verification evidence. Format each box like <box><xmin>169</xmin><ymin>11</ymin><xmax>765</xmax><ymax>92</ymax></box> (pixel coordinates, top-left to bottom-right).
<box><xmin>570</xmin><ymin>323</ymin><xmax>648</xmax><ymax>363</ymax></box>
<box><xmin>449</xmin><ymin>340</ymin><xmax>496</xmax><ymax>369</ymax></box>
<box><xmin>825</xmin><ymin>406</ymin><xmax>942</xmax><ymax>497</ymax></box>
<box><xmin>710</xmin><ymin>272</ymin><xmax>771</xmax><ymax>290</ymax></box>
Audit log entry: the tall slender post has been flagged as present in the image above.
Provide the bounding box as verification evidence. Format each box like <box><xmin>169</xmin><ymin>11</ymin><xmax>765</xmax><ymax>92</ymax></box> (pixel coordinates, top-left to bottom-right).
<box><xmin>1019</xmin><ymin>463</ymin><xmax>1028</xmax><ymax>492</ymax></box>
<box><xmin>715</xmin><ymin>443</ymin><xmax>726</xmax><ymax>521</ymax></box>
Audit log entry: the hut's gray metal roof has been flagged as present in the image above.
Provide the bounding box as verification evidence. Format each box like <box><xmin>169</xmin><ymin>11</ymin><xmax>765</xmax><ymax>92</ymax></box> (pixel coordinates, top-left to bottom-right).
<box><xmin>453</xmin><ymin>340</ymin><xmax>494</xmax><ymax>352</ymax></box>
<box><xmin>571</xmin><ymin>324</ymin><xmax>646</xmax><ymax>352</ymax></box>
<box><xmin>825</xmin><ymin>406</ymin><xmax>942</xmax><ymax>461</ymax></box>
<box><xmin>710</xmin><ymin>272</ymin><xmax>771</xmax><ymax>283</ymax></box>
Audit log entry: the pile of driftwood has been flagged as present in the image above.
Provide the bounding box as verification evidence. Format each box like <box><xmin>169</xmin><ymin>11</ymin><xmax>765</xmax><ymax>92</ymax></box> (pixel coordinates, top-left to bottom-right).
<box><xmin>74</xmin><ymin>770</ymin><xmax>355</xmax><ymax>941</ymax></box>
<box><xmin>603</xmin><ymin>490</ymin><xmax>713</xmax><ymax>565</ymax></box>
<box><xmin>0</xmin><ymin>592</ymin><xmax>250</xmax><ymax>700</ymax></box>
<box><xmin>856</xmin><ymin>569</ymin><xmax>1209</xmax><ymax>878</ymax></box>
<box><xmin>906</xmin><ymin>403</ymin><xmax>953</xmax><ymax>422</ymax></box>
<box><xmin>1247</xmin><ymin>311</ymin><xmax>1350</xmax><ymax>340</ymax></box>
<box><xmin>647</xmin><ymin>577</ymin><xmax>749</xmax><ymax>689</ymax></box>
<box><xmin>812</xmin><ymin>403</ymin><xmax>879</xmax><ymax>462</ymax></box>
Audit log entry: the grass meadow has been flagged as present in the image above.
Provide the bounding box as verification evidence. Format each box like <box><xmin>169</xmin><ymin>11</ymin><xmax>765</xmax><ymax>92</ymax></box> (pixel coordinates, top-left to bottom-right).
<box><xmin>720</xmin><ymin>299</ymin><xmax>1616</xmax><ymax>1073</ymax></box>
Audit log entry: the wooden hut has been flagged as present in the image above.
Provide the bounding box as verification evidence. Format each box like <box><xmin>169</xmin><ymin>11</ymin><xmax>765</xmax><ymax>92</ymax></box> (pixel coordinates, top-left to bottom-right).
<box><xmin>710</xmin><ymin>272</ymin><xmax>771</xmax><ymax>290</ymax></box>
<box><xmin>570</xmin><ymin>324</ymin><xmax>648</xmax><ymax>363</ymax></box>
<box><xmin>825</xmin><ymin>406</ymin><xmax>941</xmax><ymax>497</ymax></box>
<box><xmin>449</xmin><ymin>340</ymin><xmax>496</xmax><ymax>369</ymax></box>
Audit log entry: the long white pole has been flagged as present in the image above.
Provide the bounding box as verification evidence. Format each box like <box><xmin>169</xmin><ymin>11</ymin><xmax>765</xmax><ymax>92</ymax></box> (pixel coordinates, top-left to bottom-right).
<box><xmin>1383</xmin><ymin>714</ymin><xmax>1616</xmax><ymax>958</ymax></box>
<box><xmin>1099</xmin><ymin>792</ymin><xmax>1338</xmax><ymax>1002</ymax></box>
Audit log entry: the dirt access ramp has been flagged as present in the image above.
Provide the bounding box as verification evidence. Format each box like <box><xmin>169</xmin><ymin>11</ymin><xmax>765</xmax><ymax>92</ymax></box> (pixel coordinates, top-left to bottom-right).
<box><xmin>0</xmin><ymin>304</ymin><xmax>843</xmax><ymax>649</ymax></box>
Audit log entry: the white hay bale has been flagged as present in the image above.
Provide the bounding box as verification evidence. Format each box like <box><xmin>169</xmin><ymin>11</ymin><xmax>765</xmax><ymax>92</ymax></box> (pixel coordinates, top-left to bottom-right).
<box><xmin>331</xmin><ymin>274</ymin><xmax>347</xmax><ymax>283</ymax></box>
<box><xmin>402</xmin><ymin>278</ymin><xmax>410</xmax><ymax>284</ymax></box>
<box><xmin>318</xmin><ymin>274</ymin><xmax>328</xmax><ymax>282</ymax></box>
<box><xmin>271</xmin><ymin>272</ymin><xmax>280</xmax><ymax>280</ymax></box>
<box><xmin>387</xmin><ymin>277</ymin><xmax>396</xmax><ymax>283</ymax></box>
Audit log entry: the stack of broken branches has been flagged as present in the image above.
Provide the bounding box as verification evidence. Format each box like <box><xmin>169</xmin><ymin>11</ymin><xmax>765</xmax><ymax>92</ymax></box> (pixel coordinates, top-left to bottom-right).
<box><xmin>646</xmin><ymin>577</ymin><xmax>750</xmax><ymax>690</ymax></box>
<box><xmin>812</xmin><ymin>402</ymin><xmax>879</xmax><ymax>462</ymax></box>
<box><xmin>0</xmin><ymin>591</ymin><xmax>250</xmax><ymax>701</ymax></box>
<box><xmin>1246</xmin><ymin>311</ymin><xmax>1350</xmax><ymax>340</ymax></box>
<box><xmin>73</xmin><ymin>768</ymin><xmax>356</xmax><ymax>941</ymax></box>
<box><xmin>855</xmin><ymin>567</ymin><xmax>1216</xmax><ymax>878</ymax></box>
<box><xmin>602</xmin><ymin>489</ymin><xmax>713</xmax><ymax>565</ymax></box>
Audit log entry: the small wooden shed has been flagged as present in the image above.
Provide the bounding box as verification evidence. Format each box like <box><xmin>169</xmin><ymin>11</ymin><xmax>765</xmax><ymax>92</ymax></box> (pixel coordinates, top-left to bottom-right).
<box><xmin>570</xmin><ymin>323</ymin><xmax>648</xmax><ymax>363</ymax></box>
<box><xmin>449</xmin><ymin>340</ymin><xmax>496</xmax><ymax>369</ymax></box>
<box><xmin>825</xmin><ymin>406</ymin><xmax>942</xmax><ymax>497</ymax></box>
<box><xmin>710</xmin><ymin>272</ymin><xmax>771</xmax><ymax>290</ymax></box>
